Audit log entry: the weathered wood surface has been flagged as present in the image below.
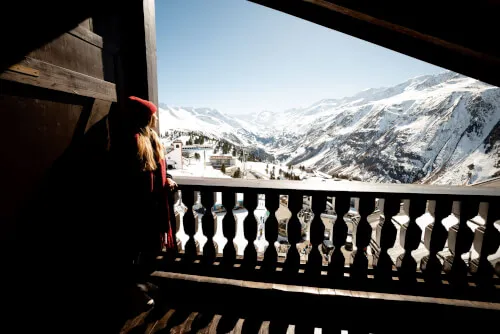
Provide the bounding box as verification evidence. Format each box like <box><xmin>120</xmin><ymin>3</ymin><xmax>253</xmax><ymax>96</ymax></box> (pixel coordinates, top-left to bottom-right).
<box><xmin>29</xmin><ymin>31</ymin><xmax>105</xmax><ymax>79</ymax></box>
<box><xmin>116</xmin><ymin>271</ymin><xmax>500</xmax><ymax>333</ymax></box>
<box><xmin>69</xmin><ymin>24</ymin><xmax>104</xmax><ymax>49</ymax></box>
<box><xmin>78</xmin><ymin>18</ymin><xmax>93</xmax><ymax>31</ymax></box>
<box><xmin>143</xmin><ymin>0</ymin><xmax>159</xmax><ymax>111</ymax></box>
<box><xmin>1</xmin><ymin>57</ymin><xmax>117</xmax><ymax>101</ymax></box>
<box><xmin>85</xmin><ymin>99</ymin><xmax>112</xmax><ymax>133</ymax></box>
<box><xmin>0</xmin><ymin>81</ymin><xmax>90</xmax><ymax>236</ymax></box>
<box><xmin>7</xmin><ymin>64</ymin><xmax>39</xmax><ymax>77</ymax></box>
<box><xmin>152</xmin><ymin>271</ymin><xmax>500</xmax><ymax>311</ymax></box>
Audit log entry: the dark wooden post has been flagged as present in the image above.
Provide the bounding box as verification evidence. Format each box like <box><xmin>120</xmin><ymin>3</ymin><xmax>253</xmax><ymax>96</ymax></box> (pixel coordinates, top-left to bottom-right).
<box><xmin>398</xmin><ymin>198</ymin><xmax>426</xmax><ymax>284</ymax></box>
<box><xmin>351</xmin><ymin>195</ymin><xmax>375</xmax><ymax>281</ymax></box>
<box><xmin>421</xmin><ymin>198</ymin><xmax>453</xmax><ymax>285</ymax></box>
<box><xmin>373</xmin><ymin>196</ymin><xmax>400</xmax><ymax>282</ymax></box>
<box><xmin>448</xmin><ymin>199</ymin><xmax>479</xmax><ymax>288</ymax></box>
<box><xmin>471</xmin><ymin>201</ymin><xmax>499</xmax><ymax>288</ymax></box>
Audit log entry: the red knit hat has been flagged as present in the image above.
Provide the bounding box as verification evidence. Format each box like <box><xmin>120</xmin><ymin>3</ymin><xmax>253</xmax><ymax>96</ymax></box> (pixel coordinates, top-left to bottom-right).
<box><xmin>128</xmin><ymin>96</ymin><xmax>157</xmax><ymax>116</ymax></box>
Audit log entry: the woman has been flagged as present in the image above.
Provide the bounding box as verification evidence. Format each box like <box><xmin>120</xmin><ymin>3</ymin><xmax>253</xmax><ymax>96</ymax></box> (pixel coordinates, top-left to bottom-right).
<box><xmin>114</xmin><ymin>96</ymin><xmax>177</xmax><ymax>308</ymax></box>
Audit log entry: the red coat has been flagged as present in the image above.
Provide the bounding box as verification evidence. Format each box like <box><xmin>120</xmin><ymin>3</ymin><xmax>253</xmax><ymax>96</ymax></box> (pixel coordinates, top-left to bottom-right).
<box><xmin>116</xmin><ymin>136</ymin><xmax>176</xmax><ymax>254</ymax></box>
<box><xmin>156</xmin><ymin>158</ymin><xmax>175</xmax><ymax>251</ymax></box>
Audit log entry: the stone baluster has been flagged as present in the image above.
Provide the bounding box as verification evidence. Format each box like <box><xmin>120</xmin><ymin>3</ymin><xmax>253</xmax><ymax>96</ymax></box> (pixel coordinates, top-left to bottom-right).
<box><xmin>305</xmin><ymin>193</ymin><xmax>326</xmax><ymax>277</ymax></box>
<box><xmin>263</xmin><ymin>191</ymin><xmax>280</xmax><ymax>273</ymax></box>
<box><xmin>397</xmin><ymin>197</ymin><xmax>426</xmax><ymax>284</ymax></box>
<box><xmin>373</xmin><ymin>196</ymin><xmax>400</xmax><ymax>282</ymax></box>
<box><xmin>181</xmin><ymin>186</ymin><xmax>197</xmax><ymax>263</ymax></box>
<box><xmin>173</xmin><ymin>190</ymin><xmax>188</xmax><ymax>251</ymax></box>
<box><xmin>221</xmin><ymin>191</ymin><xmax>237</xmax><ymax>268</ymax></box>
<box><xmin>328</xmin><ymin>195</ymin><xmax>350</xmax><ymax>280</ymax></box>
<box><xmin>200</xmin><ymin>190</ymin><xmax>217</xmax><ymax>266</ymax></box>
<box><xmin>242</xmin><ymin>191</ymin><xmax>258</xmax><ymax>271</ymax></box>
<box><xmin>471</xmin><ymin>202</ymin><xmax>499</xmax><ymax>288</ymax></box>
<box><xmin>284</xmin><ymin>192</ymin><xmax>303</xmax><ymax>275</ymax></box>
<box><xmin>193</xmin><ymin>192</ymin><xmax>208</xmax><ymax>255</ymax></box>
<box><xmin>351</xmin><ymin>196</ymin><xmax>375</xmax><ymax>281</ymax></box>
<box><xmin>448</xmin><ymin>199</ymin><xmax>479</xmax><ymax>287</ymax></box>
<box><xmin>421</xmin><ymin>198</ymin><xmax>453</xmax><ymax>285</ymax></box>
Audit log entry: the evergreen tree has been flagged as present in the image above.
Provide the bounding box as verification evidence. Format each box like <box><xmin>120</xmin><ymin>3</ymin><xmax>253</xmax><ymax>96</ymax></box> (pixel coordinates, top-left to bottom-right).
<box><xmin>194</xmin><ymin>153</ymin><xmax>200</xmax><ymax>161</ymax></box>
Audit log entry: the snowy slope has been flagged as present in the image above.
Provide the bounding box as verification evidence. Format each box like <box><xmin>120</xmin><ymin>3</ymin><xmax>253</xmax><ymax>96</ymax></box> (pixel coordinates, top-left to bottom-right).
<box><xmin>159</xmin><ymin>72</ymin><xmax>500</xmax><ymax>185</ymax></box>
<box><xmin>292</xmin><ymin>73</ymin><xmax>500</xmax><ymax>184</ymax></box>
<box><xmin>158</xmin><ymin>105</ymin><xmax>260</xmax><ymax>147</ymax></box>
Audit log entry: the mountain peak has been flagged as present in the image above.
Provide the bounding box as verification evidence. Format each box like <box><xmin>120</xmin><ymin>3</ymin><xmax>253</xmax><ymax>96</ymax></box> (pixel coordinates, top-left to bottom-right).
<box><xmin>159</xmin><ymin>71</ymin><xmax>500</xmax><ymax>185</ymax></box>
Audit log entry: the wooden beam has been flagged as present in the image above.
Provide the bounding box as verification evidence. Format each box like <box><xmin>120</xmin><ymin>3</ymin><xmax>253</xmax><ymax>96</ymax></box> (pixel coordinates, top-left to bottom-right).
<box><xmin>152</xmin><ymin>271</ymin><xmax>500</xmax><ymax>310</ymax></box>
<box><xmin>0</xmin><ymin>57</ymin><xmax>117</xmax><ymax>102</ymax></box>
<box><xmin>304</xmin><ymin>0</ymin><xmax>500</xmax><ymax>66</ymax></box>
<box><xmin>69</xmin><ymin>25</ymin><xmax>103</xmax><ymax>49</ymax></box>
<box><xmin>248</xmin><ymin>0</ymin><xmax>500</xmax><ymax>88</ymax></box>
<box><xmin>69</xmin><ymin>24</ymin><xmax>119</xmax><ymax>54</ymax></box>
<box><xmin>85</xmin><ymin>98</ymin><xmax>112</xmax><ymax>133</ymax></box>
<box><xmin>7</xmin><ymin>64</ymin><xmax>39</xmax><ymax>77</ymax></box>
<box><xmin>143</xmin><ymin>0</ymin><xmax>159</xmax><ymax>122</ymax></box>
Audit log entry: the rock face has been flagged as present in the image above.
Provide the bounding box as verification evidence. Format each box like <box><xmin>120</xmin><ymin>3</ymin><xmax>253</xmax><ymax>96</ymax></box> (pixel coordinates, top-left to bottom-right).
<box><xmin>160</xmin><ymin>72</ymin><xmax>500</xmax><ymax>185</ymax></box>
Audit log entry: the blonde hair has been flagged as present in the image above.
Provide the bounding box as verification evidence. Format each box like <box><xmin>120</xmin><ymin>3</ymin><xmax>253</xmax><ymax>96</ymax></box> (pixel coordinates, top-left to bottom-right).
<box><xmin>136</xmin><ymin>115</ymin><xmax>165</xmax><ymax>171</ymax></box>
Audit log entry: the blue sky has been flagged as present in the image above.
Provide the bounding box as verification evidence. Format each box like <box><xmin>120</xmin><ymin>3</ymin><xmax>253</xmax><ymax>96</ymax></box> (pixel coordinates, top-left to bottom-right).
<box><xmin>155</xmin><ymin>0</ymin><xmax>445</xmax><ymax>115</ymax></box>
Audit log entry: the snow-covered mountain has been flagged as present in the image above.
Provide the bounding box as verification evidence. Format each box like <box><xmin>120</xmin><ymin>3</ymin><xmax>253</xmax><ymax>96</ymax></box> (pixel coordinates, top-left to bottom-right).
<box><xmin>158</xmin><ymin>105</ymin><xmax>259</xmax><ymax>147</ymax></box>
<box><xmin>159</xmin><ymin>72</ymin><xmax>500</xmax><ymax>185</ymax></box>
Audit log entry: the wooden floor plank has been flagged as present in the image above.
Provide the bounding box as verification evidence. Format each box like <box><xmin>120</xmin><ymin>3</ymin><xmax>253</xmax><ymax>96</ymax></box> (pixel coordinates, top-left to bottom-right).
<box><xmin>148</xmin><ymin>308</ymin><xmax>176</xmax><ymax>334</ymax></box>
<box><xmin>259</xmin><ymin>320</ymin><xmax>270</xmax><ymax>334</ymax></box>
<box><xmin>172</xmin><ymin>312</ymin><xmax>198</xmax><ymax>334</ymax></box>
<box><xmin>187</xmin><ymin>312</ymin><xmax>218</xmax><ymax>334</ymax></box>
<box><xmin>120</xmin><ymin>309</ymin><xmax>154</xmax><ymax>334</ymax></box>
<box><xmin>230</xmin><ymin>318</ymin><xmax>245</xmax><ymax>334</ymax></box>
<box><xmin>208</xmin><ymin>315</ymin><xmax>223</xmax><ymax>334</ymax></box>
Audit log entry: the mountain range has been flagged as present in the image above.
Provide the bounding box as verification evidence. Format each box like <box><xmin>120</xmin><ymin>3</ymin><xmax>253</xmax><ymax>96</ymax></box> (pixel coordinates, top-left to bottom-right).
<box><xmin>159</xmin><ymin>71</ymin><xmax>500</xmax><ymax>185</ymax></box>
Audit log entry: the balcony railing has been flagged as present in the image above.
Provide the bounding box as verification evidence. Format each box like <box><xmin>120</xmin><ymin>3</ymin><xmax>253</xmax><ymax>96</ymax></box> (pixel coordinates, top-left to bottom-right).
<box><xmin>141</xmin><ymin>176</ymin><xmax>500</xmax><ymax>333</ymax></box>
<box><xmin>158</xmin><ymin>177</ymin><xmax>500</xmax><ymax>298</ymax></box>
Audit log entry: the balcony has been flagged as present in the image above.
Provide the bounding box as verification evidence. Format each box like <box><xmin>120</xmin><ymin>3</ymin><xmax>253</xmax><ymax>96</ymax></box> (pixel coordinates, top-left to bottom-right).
<box><xmin>122</xmin><ymin>177</ymin><xmax>500</xmax><ymax>333</ymax></box>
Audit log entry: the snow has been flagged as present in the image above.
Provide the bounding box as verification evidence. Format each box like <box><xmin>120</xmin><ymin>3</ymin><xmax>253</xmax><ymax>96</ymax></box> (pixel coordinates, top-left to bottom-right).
<box><xmin>168</xmin><ymin>153</ymin><xmax>231</xmax><ymax>179</ymax></box>
<box><xmin>433</xmin><ymin>146</ymin><xmax>500</xmax><ymax>185</ymax></box>
<box><xmin>159</xmin><ymin>71</ymin><xmax>500</xmax><ymax>186</ymax></box>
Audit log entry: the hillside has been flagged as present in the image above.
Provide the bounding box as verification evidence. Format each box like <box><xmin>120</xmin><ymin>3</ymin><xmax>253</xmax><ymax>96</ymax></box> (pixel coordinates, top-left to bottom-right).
<box><xmin>159</xmin><ymin>72</ymin><xmax>500</xmax><ymax>185</ymax></box>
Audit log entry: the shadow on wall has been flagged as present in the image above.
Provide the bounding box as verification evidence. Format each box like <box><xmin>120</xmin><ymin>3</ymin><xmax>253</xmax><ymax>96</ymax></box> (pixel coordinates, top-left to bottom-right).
<box><xmin>15</xmin><ymin>107</ymin><xmax>136</xmax><ymax>332</ymax></box>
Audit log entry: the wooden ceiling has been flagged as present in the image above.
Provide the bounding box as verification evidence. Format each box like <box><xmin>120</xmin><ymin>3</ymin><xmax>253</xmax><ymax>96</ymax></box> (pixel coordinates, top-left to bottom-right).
<box><xmin>249</xmin><ymin>0</ymin><xmax>500</xmax><ymax>87</ymax></box>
